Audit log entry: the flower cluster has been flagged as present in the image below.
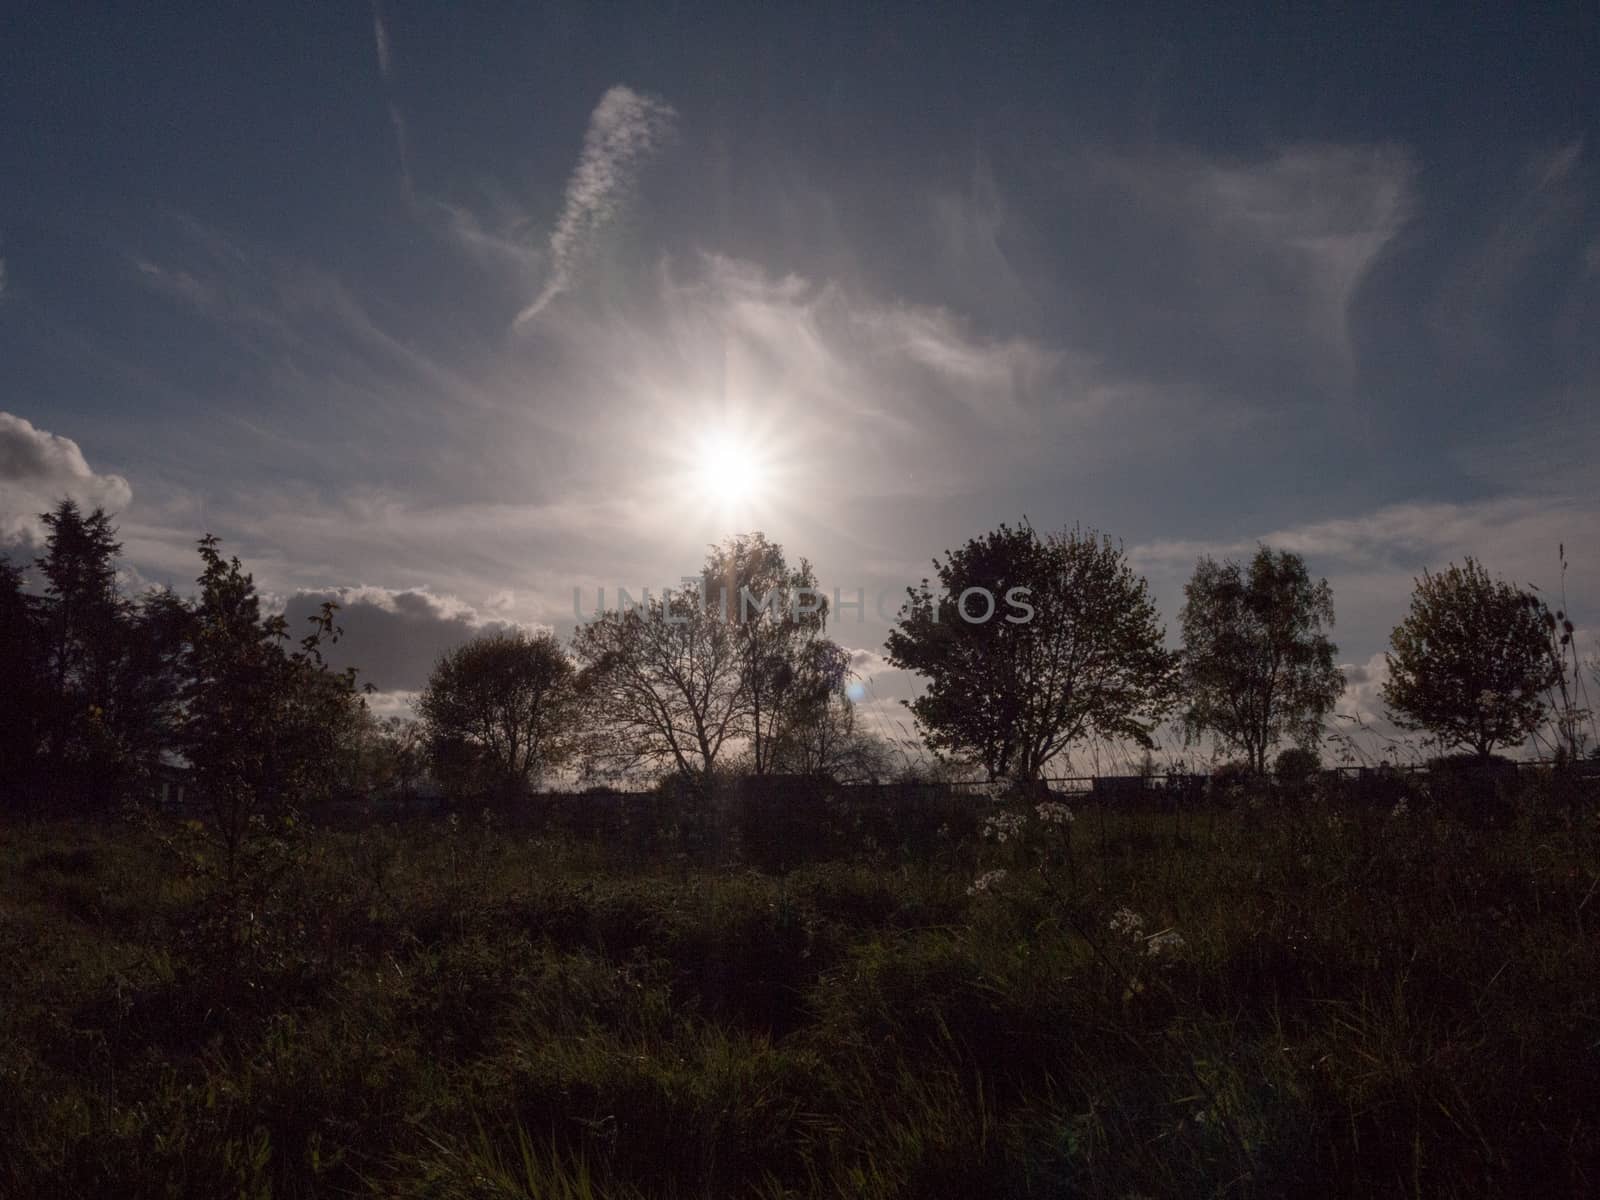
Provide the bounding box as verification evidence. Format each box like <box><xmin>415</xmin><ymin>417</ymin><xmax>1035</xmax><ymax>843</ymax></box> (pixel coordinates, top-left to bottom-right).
<box><xmin>967</xmin><ymin>868</ymin><xmax>1008</xmax><ymax>896</ymax></box>
<box><xmin>1108</xmin><ymin>906</ymin><xmax>1145</xmax><ymax>937</ymax></box>
<box><xmin>1035</xmin><ymin>800</ymin><xmax>1075</xmax><ymax>826</ymax></box>
<box><xmin>983</xmin><ymin>812</ymin><xmax>1026</xmax><ymax>843</ymax></box>
<box><xmin>1145</xmin><ymin>929</ymin><xmax>1185</xmax><ymax>957</ymax></box>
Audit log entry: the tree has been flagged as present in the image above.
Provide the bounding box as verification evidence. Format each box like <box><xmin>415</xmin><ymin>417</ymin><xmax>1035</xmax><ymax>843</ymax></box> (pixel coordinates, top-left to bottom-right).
<box><xmin>0</xmin><ymin>556</ymin><xmax>45</xmax><ymax>809</ymax></box>
<box><xmin>417</xmin><ymin>631</ymin><xmax>578</xmax><ymax>800</ymax></box>
<box><xmin>35</xmin><ymin>500</ymin><xmax>124</xmax><ymax>699</ymax></box>
<box><xmin>770</xmin><ymin>691</ymin><xmax>896</xmax><ymax>782</ymax></box>
<box><xmin>699</xmin><ymin>533</ymin><xmax>839</xmax><ymax>775</ymax></box>
<box><xmin>181</xmin><ymin>535</ymin><xmax>363</xmax><ymax>888</ymax></box>
<box><xmin>99</xmin><ymin>586</ymin><xmax>194</xmax><ymax>801</ymax></box>
<box><xmin>1382</xmin><ymin>558</ymin><xmax>1556</xmax><ymax>762</ymax></box>
<box><xmin>26</xmin><ymin>500</ymin><xmax>193</xmax><ymax>808</ymax></box>
<box><xmin>573</xmin><ymin>589</ymin><xmax>745</xmax><ymax>787</ymax></box>
<box><xmin>885</xmin><ymin>522</ymin><xmax>1179</xmax><ymax>782</ymax></box>
<box><xmin>1179</xmin><ymin>545</ymin><xmax>1345</xmax><ymax>775</ymax></box>
<box><xmin>33</xmin><ymin>500</ymin><xmax>131</xmax><ymax>804</ymax></box>
<box><xmin>372</xmin><ymin>715</ymin><xmax>427</xmax><ymax>803</ymax></box>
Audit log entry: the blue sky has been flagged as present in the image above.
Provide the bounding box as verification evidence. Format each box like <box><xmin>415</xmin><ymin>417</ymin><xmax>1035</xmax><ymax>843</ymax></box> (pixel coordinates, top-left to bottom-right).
<box><xmin>2</xmin><ymin>2</ymin><xmax>1596</xmax><ymax>756</ymax></box>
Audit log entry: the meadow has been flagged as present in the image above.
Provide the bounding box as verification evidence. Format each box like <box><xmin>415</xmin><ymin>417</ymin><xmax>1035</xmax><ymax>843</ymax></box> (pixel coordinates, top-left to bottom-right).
<box><xmin>3</xmin><ymin>774</ymin><xmax>1598</xmax><ymax>1198</ymax></box>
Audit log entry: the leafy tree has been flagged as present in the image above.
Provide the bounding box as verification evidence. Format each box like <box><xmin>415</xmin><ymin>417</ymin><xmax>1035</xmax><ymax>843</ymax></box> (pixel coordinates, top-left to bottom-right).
<box><xmin>181</xmin><ymin>535</ymin><xmax>363</xmax><ymax>890</ymax></box>
<box><xmin>770</xmin><ymin>690</ymin><xmax>896</xmax><ymax>782</ymax></box>
<box><xmin>33</xmin><ymin>500</ymin><xmax>130</xmax><ymax>803</ymax></box>
<box><xmin>1382</xmin><ymin>558</ymin><xmax>1556</xmax><ymax>762</ymax></box>
<box><xmin>35</xmin><ymin>500</ymin><xmax>124</xmax><ymax>696</ymax></box>
<box><xmin>99</xmin><ymin>586</ymin><xmax>194</xmax><ymax>801</ymax></box>
<box><xmin>885</xmin><ymin>522</ymin><xmax>1179</xmax><ymax>782</ymax></box>
<box><xmin>0</xmin><ymin>556</ymin><xmax>45</xmax><ymax>809</ymax></box>
<box><xmin>23</xmin><ymin>501</ymin><xmax>193</xmax><ymax>808</ymax></box>
<box><xmin>573</xmin><ymin>589</ymin><xmax>745</xmax><ymax>787</ymax></box>
<box><xmin>327</xmin><ymin>708</ymin><xmax>428</xmax><ymax>802</ymax></box>
<box><xmin>371</xmin><ymin>715</ymin><xmax>427</xmax><ymax>803</ymax></box>
<box><xmin>1179</xmin><ymin>545</ymin><xmax>1344</xmax><ymax>775</ymax></box>
<box><xmin>699</xmin><ymin>533</ymin><xmax>840</xmax><ymax>775</ymax></box>
<box><xmin>417</xmin><ymin>630</ymin><xmax>578</xmax><ymax>801</ymax></box>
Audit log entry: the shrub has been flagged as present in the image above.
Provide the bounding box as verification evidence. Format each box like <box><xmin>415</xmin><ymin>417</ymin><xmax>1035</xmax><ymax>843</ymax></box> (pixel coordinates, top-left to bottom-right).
<box><xmin>1273</xmin><ymin>747</ymin><xmax>1320</xmax><ymax>786</ymax></box>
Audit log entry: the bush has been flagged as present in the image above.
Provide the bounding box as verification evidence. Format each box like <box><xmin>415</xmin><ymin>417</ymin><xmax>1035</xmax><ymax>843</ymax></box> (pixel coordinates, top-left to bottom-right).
<box><xmin>1209</xmin><ymin>760</ymin><xmax>1254</xmax><ymax>794</ymax></box>
<box><xmin>1273</xmin><ymin>747</ymin><xmax>1320</xmax><ymax>785</ymax></box>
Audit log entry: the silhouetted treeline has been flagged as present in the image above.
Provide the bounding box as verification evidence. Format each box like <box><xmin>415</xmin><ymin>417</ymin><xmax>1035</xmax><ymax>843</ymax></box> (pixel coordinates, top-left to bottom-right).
<box><xmin>1</xmin><ymin>501</ymin><xmax>361</xmax><ymax>823</ymax></box>
<box><xmin>2</xmin><ymin>503</ymin><xmax>1593</xmax><ymax>824</ymax></box>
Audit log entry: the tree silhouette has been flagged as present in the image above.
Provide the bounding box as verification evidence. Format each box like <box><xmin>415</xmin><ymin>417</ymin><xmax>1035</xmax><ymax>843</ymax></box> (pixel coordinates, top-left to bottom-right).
<box><xmin>181</xmin><ymin>535</ymin><xmax>362</xmax><ymax>890</ymax></box>
<box><xmin>22</xmin><ymin>501</ymin><xmax>193</xmax><ymax>808</ymax></box>
<box><xmin>1179</xmin><ymin>545</ymin><xmax>1344</xmax><ymax>775</ymax></box>
<box><xmin>573</xmin><ymin>589</ymin><xmax>745</xmax><ymax>787</ymax></box>
<box><xmin>418</xmin><ymin>630</ymin><xmax>578</xmax><ymax>801</ymax></box>
<box><xmin>699</xmin><ymin>532</ymin><xmax>838</xmax><ymax>776</ymax></box>
<box><xmin>1382</xmin><ymin>558</ymin><xmax>1556</xmax><ymax>762</ymax></box>
<box><xmin>886</xmin><ymin>522</ymin><xmax>1178</xmax><ymax>783</ymax></box>
<box><xmin>0</xmin><ymin>555</ymin><xmax>44</xmax><ymax>811</ymax></box>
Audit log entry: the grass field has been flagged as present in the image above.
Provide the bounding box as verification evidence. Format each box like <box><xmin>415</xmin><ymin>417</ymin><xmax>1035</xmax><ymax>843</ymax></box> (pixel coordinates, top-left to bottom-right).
<box><xmin>3</xmin><ymin>778</ymin><xmax>1598</xmax><ymax>1197</ymax></box>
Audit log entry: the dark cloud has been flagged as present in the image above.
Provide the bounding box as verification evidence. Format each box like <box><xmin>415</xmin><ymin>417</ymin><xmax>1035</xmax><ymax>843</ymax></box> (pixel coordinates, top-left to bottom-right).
<box><xmin>282</xmin><ymin>586</ymin><xmax>544</xmax><ymax>693</ymax></box>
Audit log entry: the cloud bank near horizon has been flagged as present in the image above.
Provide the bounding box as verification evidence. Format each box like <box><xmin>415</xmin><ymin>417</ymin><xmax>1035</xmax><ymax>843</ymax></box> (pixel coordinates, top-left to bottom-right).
<box><xmin>0</xmin><ymin>412</ymin><xmax>133</xmax><ymax>547</ymax></box>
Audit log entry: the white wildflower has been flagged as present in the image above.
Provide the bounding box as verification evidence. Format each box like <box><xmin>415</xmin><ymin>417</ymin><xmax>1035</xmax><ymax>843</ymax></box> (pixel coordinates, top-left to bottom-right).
<box><xmin>1109</xmin><ymin>906</ymin><xmax>1145</xmax><ymax>937</ymax></box>
<box><xmin>1035</xmin><ymin>800</ymin><xmax>1075</xmax><ymax>826</ymax></box>
<box><xmin>1145</xmin><ymin>929</ymin><xmax>1185</xmax><ymax>957</ymax></box>
<box><xmin>967</xmin><ymin>869</ymin><xmax>1008</xmax><ymax>896</ymax></box>
<box><xmin>1391</xmin><ymin>797</ymin><xmax>1409</xmax><ymax>819</ymax></box>
<box><xmin>983</xmin><ymin>812</ymin><xmax>1026</xmax><ymax>844</ymax></box>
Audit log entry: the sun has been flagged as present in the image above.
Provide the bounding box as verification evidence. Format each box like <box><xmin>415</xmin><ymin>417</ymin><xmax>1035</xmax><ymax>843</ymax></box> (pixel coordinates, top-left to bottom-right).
<box><xmin>695</xmin><ymin>430</ymin><xmax>765</xmax><ymax>507</ymax></box>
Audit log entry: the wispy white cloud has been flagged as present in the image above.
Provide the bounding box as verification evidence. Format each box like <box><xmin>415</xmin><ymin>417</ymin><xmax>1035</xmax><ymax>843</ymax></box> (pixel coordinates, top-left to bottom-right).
<box><xmin>1428</xmin><ymin>138</ymin><xmax>1587</xmax><ymax>365</ymax></box>
<box><xmin>132</xmin><ymin>257</ymin><xmax>215</xmax><ymax>307</ymax></box>
<box><xmin>1074</xmin><ymin>142</ymin><xmax>1413</xmax><ymax>386</ymax></box>
<box><xmin>513</xmin><ymin>85</ymin><xmax>677</xmax><ymax>327</ymax></box>
<box><xmin>370</xmin><ymin>0</ymin><xmax>394</xmax><ymax>80</ymax></box>
<box><xmin>369</xmin><ymin>1</ymin><xmax>412</xmax><ymax>198</ymax></box>
<box><xmin>1131</xmin><ymin>495</ymin><xmax>1592</xmax><ymax>585</ymax></box>
<box><xmin>0</xmin><ymin>412</ymin><xmax>133</xmax><ymax>547</ymax></box>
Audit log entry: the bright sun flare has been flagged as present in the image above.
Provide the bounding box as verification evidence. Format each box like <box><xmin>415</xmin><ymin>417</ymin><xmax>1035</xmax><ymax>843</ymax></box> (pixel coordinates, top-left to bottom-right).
<box><xmin>695</xmin><ymin>431</ymin><xmax>764</xmax><ymax>506</ymax></box>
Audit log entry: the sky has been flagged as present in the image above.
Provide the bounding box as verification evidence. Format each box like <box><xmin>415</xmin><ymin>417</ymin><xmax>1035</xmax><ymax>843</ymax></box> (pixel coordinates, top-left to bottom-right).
<box><xmin>2</xmin><ymin>2</ymin><xmax>1597</xmax><ymax>763</ymax></box>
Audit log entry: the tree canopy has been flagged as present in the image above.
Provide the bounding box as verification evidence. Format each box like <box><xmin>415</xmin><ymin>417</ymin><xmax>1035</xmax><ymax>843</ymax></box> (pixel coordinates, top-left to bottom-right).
<box><xmin>573</xmin><ymin>589</ymin><xmax>747</xmax><ymax>786</ymax></box>
<box><xmin>417</xmin><ymin>630</ymin><xmax>578</xmax><ymax>800</ymax></box>
<box><xmin>1179</xmin><ymin>545</ymin><xmax>1344</xmax><ymax>774</ymax></box>
<box><xmin>699</xmin><ymin>532</ymin><xmax>844</xmax><ymax>776</ymax></box>
<box><xmin>885</xmin><ymin>522</ymin><xmax>1178</xmax><ymax>782</ymax></box>
<box><xmin>181</xmin><ymin>535</ymin><xmax>364</xmax><ymax>872</ymax></box>
<box><xmin>1382</xmin><ymin>558</ymin><xmax>1556</xmax><ymax>761</ymax></box>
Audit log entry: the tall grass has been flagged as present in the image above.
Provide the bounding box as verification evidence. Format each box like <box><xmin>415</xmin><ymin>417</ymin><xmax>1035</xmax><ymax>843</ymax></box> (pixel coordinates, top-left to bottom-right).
<box><xmin>2</xmin><ymin>772</ymin><xmax>1596</xmax><ymax>1196</ymax></box>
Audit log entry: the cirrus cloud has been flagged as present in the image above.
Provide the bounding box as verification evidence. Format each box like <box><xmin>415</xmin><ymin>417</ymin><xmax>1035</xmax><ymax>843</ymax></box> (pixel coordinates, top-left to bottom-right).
<box><xmin>514</xmin><ymin>84</ymin><xmax>678</xmax><ymax>327</ymax></box>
